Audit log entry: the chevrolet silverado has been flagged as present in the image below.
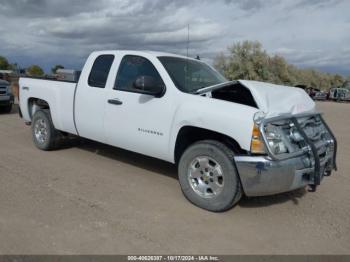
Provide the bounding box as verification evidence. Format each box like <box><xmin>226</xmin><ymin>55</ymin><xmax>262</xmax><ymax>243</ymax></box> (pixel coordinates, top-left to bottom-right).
<box><xmin>19</xmin><ymin>50</ymin><xmax>337</xmax><ymax>211</ymax></box>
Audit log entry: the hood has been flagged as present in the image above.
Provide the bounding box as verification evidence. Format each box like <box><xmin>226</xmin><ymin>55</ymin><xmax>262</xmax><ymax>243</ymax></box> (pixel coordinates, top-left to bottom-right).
<box><xmin>0</xmin><ymin>79</ymin><xmax>9</xmax><ymax>86</ymax></box>
<box><xmin>238</xmin><ymin>80</ymin><xmax>316</xmax><ymax>117</ymax></box>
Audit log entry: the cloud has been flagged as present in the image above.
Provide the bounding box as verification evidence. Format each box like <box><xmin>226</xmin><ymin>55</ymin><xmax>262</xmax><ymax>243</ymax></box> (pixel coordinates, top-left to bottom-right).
<box><xmin>0</xmin><ymin>0</ymin><xmax>104</xmax><ymax>18</ymax></box>
<box><xmin>0</xmin><ymin>0</ymin><xmax>349</xmax><ymax>76</ymax></box>
<box><xmin>292</xmin><ymin>0</ymin><xmax>343</xmax><ymax>9</ymax></box>
<box><xmin>224</xmin><ymin>0</ymin><xmax>268</xmax><ymax>11</ymax></box>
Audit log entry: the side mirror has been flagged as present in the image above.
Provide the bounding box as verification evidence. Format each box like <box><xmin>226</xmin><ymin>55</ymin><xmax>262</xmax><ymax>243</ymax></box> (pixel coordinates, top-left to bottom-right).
<box><xmin>133</xmin><ymin>76</ymin><xmax>165</xmax><ymax>97</ymax></box>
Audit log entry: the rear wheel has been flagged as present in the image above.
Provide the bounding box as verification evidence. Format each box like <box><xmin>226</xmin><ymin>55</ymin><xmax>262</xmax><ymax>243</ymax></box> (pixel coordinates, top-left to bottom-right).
<box><xmin>178</xmin><ymin>140</ymin><xmax>242</xmax><ymax>212</ymax></box>
<box><xmin>31</xmin><ymin>110</ymin><xmax>61</xmax><ymax>150</ymax></box>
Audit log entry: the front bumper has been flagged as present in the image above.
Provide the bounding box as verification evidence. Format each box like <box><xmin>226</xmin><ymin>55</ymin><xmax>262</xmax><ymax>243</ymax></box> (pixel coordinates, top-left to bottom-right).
<box><xmin>0</xmin><ymin>95</ymin><xmax>14</xmax><ymax>106</ymax></box>
<box><xmin>235</xmin><ymin>152</ymin><xmax>334</xmax><ymax>196</ymax></box>
<box><xmin>234</xmin><ymin>113</ymin><xmax>337</xmax><ymax>197</ymax></box>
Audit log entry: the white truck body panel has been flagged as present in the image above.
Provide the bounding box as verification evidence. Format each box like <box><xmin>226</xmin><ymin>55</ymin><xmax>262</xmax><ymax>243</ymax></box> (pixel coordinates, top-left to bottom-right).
<box><xmin>19</xmin><ymin>78</ymin><xmax>77</xmax><ymax>135</ymax></box>
<box><xmin>19</xmin><ymin>50</ymin><xmax>314</xmax><ymax>163</ymax></box>
<box><xmin>74</xmin><ymin>51</ymin><xmax>115</xmax><ymax>143</ymax></box>
<box><xmin>239</xmin><ymin>80</ymin><xmax>315</xmax><ymax>117</ymax></box>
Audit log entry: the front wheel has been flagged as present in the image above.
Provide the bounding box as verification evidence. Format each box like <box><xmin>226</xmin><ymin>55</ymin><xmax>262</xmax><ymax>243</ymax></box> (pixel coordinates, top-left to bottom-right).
<box><xmin>178</xmin><ymin>140</ymin><xmax>242</xmax><ymax>212</ymax></box>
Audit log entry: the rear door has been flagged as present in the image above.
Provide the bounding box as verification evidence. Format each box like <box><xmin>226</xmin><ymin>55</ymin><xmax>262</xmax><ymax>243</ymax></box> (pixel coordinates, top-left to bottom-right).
<box><xmin>74</xmin><ymin>53</ymin><xmax>115</xmax><ymax>143</ymax></box>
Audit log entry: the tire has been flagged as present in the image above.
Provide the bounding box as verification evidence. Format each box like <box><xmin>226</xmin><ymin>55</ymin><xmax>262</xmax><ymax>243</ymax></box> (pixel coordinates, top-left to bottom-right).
<box><xmin>178</xmin><ymin>140</ymin><xmax>242</xmax><ymax>212</ymax></box>
<box><xmin>31</xmin><ymin>109</ymin><xmax>61</xmax><ymax>150</ymax></box>
<box><xmin>3</xmin><ymin>104</ymin><xmax>12</xmax><ymax>113</ymax></box>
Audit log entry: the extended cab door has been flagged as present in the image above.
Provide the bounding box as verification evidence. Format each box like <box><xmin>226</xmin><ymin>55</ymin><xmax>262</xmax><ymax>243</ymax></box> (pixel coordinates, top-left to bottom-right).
<box><xmin>74</xmin><ymin>53</ymin><xmax>115</xmax><ymax>143</ymax></box>
<box><xmin>104</xmin><ymin>54</ymin><xmax>176</xmax><ymax>161</ymax></box>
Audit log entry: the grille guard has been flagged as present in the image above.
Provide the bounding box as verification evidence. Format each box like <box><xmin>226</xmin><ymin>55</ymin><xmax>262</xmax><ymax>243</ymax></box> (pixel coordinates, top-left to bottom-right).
<box><xmin>258</xmin><ymin>112</ymin><xmax>338</xmax><ymax>187</ymax></box>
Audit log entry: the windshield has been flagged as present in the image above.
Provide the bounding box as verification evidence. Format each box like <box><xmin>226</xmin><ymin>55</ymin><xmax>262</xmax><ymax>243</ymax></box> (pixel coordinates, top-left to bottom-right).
<box><xmin>158</xmin><ymin>56</ymin><xmax>227</xmax><ymax>93</ymax></box>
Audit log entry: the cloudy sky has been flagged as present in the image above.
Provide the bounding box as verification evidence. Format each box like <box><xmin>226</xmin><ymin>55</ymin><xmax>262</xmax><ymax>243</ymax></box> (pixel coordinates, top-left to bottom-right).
<box><xmin>0</xmin><ymin>0</ymin><xmax>349</xmax><ymax>75</ymax></box>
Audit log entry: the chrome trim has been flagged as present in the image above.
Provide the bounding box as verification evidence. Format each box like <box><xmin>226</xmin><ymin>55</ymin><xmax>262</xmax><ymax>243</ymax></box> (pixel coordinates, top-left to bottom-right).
<box><xmin>234</xmin><ymin>155</ymin><xmax>307</xmax><ymax>196</ymax></box>
<box><xmin>234</xmin><ymin>152</ymin><xmax>334</xmax><ymax>197</ymax></box>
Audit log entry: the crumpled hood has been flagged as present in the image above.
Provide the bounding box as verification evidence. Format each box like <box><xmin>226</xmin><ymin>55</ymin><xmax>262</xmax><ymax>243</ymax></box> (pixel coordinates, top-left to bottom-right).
<box><xmin>238</xmin><ymin>80</ymin><xmax>316</xmax><ymax>117</ymax></box>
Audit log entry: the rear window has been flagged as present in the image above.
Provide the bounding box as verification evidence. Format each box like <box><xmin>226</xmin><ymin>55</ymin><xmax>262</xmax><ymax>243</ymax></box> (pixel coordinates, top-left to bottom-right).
<box><xmin>88</xmin><ymin>55</ymin><xmax>115</xmax><ymax>88</ymax></box>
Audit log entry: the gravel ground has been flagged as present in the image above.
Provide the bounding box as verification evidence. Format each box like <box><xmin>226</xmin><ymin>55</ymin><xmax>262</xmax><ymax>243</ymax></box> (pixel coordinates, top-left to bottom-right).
<box><xmin>0</xmin><ymin>102</ymin><xmax>349</xmax><ymax>254</ymax></box>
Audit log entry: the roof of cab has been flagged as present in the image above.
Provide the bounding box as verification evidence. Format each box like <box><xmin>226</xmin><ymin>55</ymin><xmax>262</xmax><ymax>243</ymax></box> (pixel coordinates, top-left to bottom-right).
<box><xmin>92</xmin><ymin>50</ymin><xmax>199</xmax><ymax>62</ymax></box>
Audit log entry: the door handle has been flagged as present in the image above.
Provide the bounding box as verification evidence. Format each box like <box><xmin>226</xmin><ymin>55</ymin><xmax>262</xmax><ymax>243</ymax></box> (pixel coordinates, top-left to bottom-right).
<box><xmin>108</xmin><ymin>98</ymin><xmax>123</xmax><ymax>105</ymax></box>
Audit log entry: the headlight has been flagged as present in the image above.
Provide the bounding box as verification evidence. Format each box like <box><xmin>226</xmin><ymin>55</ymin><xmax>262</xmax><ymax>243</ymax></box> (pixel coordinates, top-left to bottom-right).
<box><xmin>265</xmin><ymin>126</ymin><xmax>288</xmax><ymax>155</ymax></box>
<box><xmin>290</xmin><ymin>128</ymin><xmax>303</xmax><ymax>142</ymax></box>
<box><xmin>251</xmin><ymin>121</ymin><xmax>291</xmax><ymax>155</ymax></box>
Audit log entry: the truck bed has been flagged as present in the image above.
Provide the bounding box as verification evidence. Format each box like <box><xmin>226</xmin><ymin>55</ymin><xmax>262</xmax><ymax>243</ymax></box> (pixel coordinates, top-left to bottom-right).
<box><xmin>19</xmin><ymin>77</ymin><xmax>78</xmax><ymax>135</ymax></box>
<box><xmin>20</xmin><ymin>76</ymin><xmax>78</xmax><ymax>83</ymax></box>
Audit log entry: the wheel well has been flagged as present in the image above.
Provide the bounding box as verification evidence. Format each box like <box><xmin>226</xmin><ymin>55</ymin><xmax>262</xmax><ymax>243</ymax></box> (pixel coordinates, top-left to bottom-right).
<box><xmin>174</xmin><ymin>126</ymin><xmax>246</xmax><ymax>164</ymax></box>
<box><xmin>28</xmin><ymin>98</ymin><xmax>50</xmax><ymax>120</ymax></box>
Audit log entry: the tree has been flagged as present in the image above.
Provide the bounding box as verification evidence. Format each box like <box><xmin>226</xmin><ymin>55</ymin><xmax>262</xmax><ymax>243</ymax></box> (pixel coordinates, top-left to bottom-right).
<box><xmin>269</xmin><ymin>55</ymin><xmax>296</xmax><ymax>85</ymax></box>
<box><xmin>216</xmin><ymin>40</ymin><xmax>271</xmax><ymax>81</ymax></box>
<box><xmin>51</xmin><ymin>64</ymin><xmax>64</xmax><ymax>74</ymax></box>
<box><xmin>331</xmin><ymin>74</ymin><xmax>344</xmax><ymax>88</ymax></box>
<box><xmin>342</xmin><ymin>80</ymin><xmax>350</xmax><ymax>90</ymax></box>
<box><xmin>27</xmin><ymin>65</ymin><xmax>44</xmax><ymax>76</ymax></box>
<box><xmin>214</xmin><ymin>40</ymin><xmax>346</xmax><ymax>90</ymax></box>
<box><xmin>0</xmin><ymin>56</ymin><xmax>11</xmax><ymax>70</ymax></box>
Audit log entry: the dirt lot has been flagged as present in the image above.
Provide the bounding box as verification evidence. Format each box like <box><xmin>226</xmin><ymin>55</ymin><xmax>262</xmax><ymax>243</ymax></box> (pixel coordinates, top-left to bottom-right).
<box><xmin>0</xmin><ymin>102</ymin><xmax>349</xmax><ymax>254</ymax></box>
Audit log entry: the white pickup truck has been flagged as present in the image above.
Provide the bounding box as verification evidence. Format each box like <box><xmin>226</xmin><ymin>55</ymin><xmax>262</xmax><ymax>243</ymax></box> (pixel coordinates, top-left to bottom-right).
<box><xmin>19</xmin><ymin>50</ymin><xmax>337</xmax><ymax>212</ymax></box>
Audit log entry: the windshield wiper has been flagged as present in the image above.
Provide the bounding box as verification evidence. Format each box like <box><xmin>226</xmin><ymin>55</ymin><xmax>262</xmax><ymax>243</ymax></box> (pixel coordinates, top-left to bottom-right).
<box><xmin>189</xmin><ymin>87</ymin><xmax>206</xmax><ymax>94</ymax></box>
<box><xmin>193</xmin><ymin>81</ymin><xmax>236</xmax><ymax>95</ymax></box>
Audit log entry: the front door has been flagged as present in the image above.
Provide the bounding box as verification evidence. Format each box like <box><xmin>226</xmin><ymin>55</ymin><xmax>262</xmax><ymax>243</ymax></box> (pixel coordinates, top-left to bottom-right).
<box><xmin>104</xmin><ymin>55</ymin><xmax>175</xmax><ymax>161</ymax></box>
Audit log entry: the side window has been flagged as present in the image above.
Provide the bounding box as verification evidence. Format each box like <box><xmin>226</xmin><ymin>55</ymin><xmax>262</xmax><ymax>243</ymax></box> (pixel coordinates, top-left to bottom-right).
<box><xmin>88</xmin><ymin>55</ymin><xmax>114</xmax><ymax>88</ymax></box>
<box><xmin>115</xmin><ymin>55</ymin><xmax>164</xmax><ymax>92</ymax></box>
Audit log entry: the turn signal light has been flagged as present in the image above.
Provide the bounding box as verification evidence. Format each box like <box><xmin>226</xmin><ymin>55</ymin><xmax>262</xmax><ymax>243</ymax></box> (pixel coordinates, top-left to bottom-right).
<box><xmin>250</xmin><ymin>124</ymin><xmax>266</xmax><ymax>154</ymax></box>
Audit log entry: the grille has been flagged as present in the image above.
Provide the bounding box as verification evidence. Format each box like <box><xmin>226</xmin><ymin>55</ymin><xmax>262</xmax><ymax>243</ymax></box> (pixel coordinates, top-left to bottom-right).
<box><xmin>0</xmin><ymin>86</ymin><xmax>7</xmax><ymax>95</ymax></box>
<box><xmin>261</xmin><ymin>113</ymin><xmax>334</xmax><ymax>163</ymax></box>
<box><xmin>297</xmin><ymin>115</ymin><xmax>333</xmax><ymax>163</ymax></box>
<box><xmin>261</xmin><ymin>113</ymin><xmax>336</xmax><ymax>186</ymax></box>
